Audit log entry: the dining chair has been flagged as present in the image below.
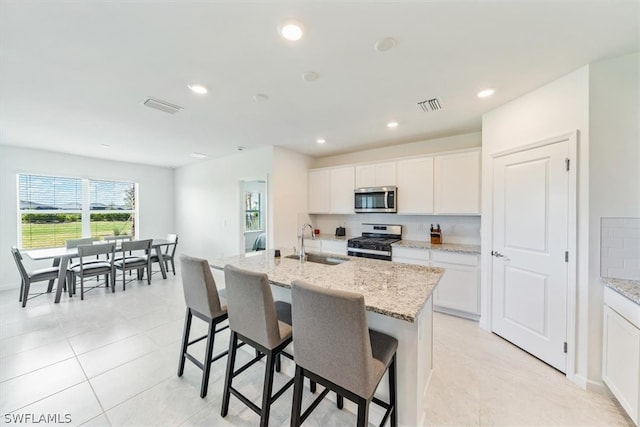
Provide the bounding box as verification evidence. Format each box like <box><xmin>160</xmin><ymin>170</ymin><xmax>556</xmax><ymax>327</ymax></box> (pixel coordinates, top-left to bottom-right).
<box><xmin>150</xmin><ymin>234</ymin><xmax>178</xmax><ymax>276</ymax></box>
<box><xmin>113</xmin><ymin>239</ymin><xmax>152</xmax><ymax>290</ymax></box>
<box><xmin>68</xmin><ymin>243</ymin><xmax>116</xmax><ymax>300</ymax></box>
<box><xmin>11</xmin><ymin>247</ymin><xmax>61</xmax><ymax>308</ymax></box>
<box><xmin>290</xmin><ymin>280</ymin><xmax>398</xmax><ymax>427</ymax></box>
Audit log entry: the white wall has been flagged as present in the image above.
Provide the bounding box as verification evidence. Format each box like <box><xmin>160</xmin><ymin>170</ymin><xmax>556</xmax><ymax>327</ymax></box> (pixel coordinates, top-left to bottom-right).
<box><xmin>312</xmin><ymin>214</ymin><xmax>480</xmax><ymax>245</ymax></box>
<box><xmin>173</xmin><ymin>147</ymin><xmax>274</xmax><ymax>262</ymax></box>
<box><xmin>482</xmin><ymin>66</ymin><xmax>590</xmax><ymax>383</ymax></box>
<box><xmin>174</xmin><ymin>146</ymin><xmax>312</xmax><ymax>261</ymax></box>
<box><xmin>587</xmin><ymin>52</ymin><xmax>639</xmax><ymax>382</ymax></box>
<box><xmin>482</xmin><ymin>53</ymin><xmax>640</xmax><ymax>387</ymax></box>
<box><xmin>0</xmin><ymin>145</ymin><xmax>174</xmax><ymax>289</ymax></box>
<box><xmin>271</xmin><ymin>147</ymin><xmax>314</xmax><ymax>250</ymax></box>
<box><xmin>312</xmin><ymin>132</ymin><xmax>481</xmax><ymax>168</ymax></box>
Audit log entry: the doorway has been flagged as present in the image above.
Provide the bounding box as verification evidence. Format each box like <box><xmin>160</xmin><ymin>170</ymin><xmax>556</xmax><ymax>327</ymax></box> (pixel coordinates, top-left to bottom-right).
<box><xmin>240</xmin><ymin>178</ymin><xmax>267</xmax><ymax>254</ymax></box>
<box><xmin>490</xmin><ymin>134</ymin><xmax>576</xmax><ymax>373</ymax></box>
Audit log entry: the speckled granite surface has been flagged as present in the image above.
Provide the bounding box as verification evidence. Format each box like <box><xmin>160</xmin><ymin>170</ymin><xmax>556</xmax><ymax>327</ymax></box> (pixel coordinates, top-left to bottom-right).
<box><xmin>393</xmin><ymin>240</ymin><xmax>481</xmax><ymax>255</ymax></box>
<box><xmin>312</xmin><ymin>233</ymin><xmax>354</xmax><ymax>242</ymax></box>
<box><xmin>210</xmin><ymin>250</ymin><xmax>444</xmax><ymax>323</ymax></box>
<box><xmin>602</xmin><ymin>277</ymin><xmax>640</xmax><ymax>305</ymax></box>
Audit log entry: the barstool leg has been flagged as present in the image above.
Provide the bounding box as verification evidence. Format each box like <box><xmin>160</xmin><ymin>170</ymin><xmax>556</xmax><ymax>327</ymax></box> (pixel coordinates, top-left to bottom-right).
<box><xmin>356</xmin><ymin>398</ymin><xmax>369</xmax><ymax>427</ymax></box>
<box><xmin>337</xmin><ymin>394</ymin><xmax>344</xmax><ymax>409</ymax></box>
<box><xmin>200</xmin><ymin>318</ymin><xmax>216</xmax><ymax>398</ymax></box>
<box><xmin>260</xmin><ymin>351</ymin><xmax>276</xmax><ymax>427</ymax></box>
<box><xmin>389</xmin><ymin>355</ymin><xmax>398</xmax><ymax>427</ymax></box>
<box><xmin>221</xmin><ymin>332</ymin><xmax>239</xmax><ymax>417</ymax></box>
<box><xmin>310</xmin><ymin>379</ymin><xmax>316</xmax><ymax>393</ymax></box>
<box><xmin>275</xmin><ymin>353</ymin><xmax>281</xmax><ymax>372</ymax></box>
<box><xmin>177</xmin><ymin>308</ymin><xmax>192</xmax><ymax>377</ymax></box>
<box><xmin>291</xmin><ymin>365</ymin><xmax>305</xmax><ymax>427</ymax></box>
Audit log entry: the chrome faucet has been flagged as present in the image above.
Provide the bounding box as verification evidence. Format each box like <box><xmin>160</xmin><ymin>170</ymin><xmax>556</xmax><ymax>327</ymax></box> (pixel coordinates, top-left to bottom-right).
<box><xmin>300</xmin><ymin>223</ymin><xmax>316</xmax><ymax>262</ymax></box>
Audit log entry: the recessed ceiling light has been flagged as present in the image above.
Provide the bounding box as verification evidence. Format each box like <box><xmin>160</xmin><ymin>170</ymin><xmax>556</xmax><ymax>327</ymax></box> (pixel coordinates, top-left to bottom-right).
<box><xmin>477</xmin><ymin>88</ymin><xmax>495</xmax><ymax>98</ymax></box>
<box><xmin>316</xmin><ymin>138</ymin><xmax>326</xmax><ymax>144</ymax></box>
<box><xmin>188</xmin><ymin>84</ymin><xmax>208</xmax><ymax>95</ymax></box>
<box><xmin>387</xmin><ymin>121</ymin><xmax>399</xmax><ymax>128</ymax></box>
<box><xmin>374</xmin><ymin>37</ymin><xmax>397</xmax><ymax>52</ymax></box>
<box><xmin>253</xmin><ymin>93</ymin><xmax>269</xmax><ymax>102</ymax></box>
<box><xmin>302</xmin><ymin>71</ymin><xmax>320</xmax><ymax>82</ymax></box>
<box><xmin>190</xmin><ymin>152</ymin><xmax>208</xmax><ymax>159</ymax></box>
<box><xmin>278</xmin><ymin>20</ymin><xmax>303</xmax><ymax>41</ymax></box>
<box><xmin>100</xmin><ymin>144</ymin><xmax>111</xmax><ymax>149</ymax></box>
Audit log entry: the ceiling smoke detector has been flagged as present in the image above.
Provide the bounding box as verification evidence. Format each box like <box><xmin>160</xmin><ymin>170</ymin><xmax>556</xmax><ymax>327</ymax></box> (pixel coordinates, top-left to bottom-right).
<box><xmin>417</xmin><ymin>97</ymin><xmax>443</xmax><ymax>112</ymax></box>
<box><xmin>143</xmin><ymin>97</ymin><xmax>183</xmax><ymax>114</ymax></box>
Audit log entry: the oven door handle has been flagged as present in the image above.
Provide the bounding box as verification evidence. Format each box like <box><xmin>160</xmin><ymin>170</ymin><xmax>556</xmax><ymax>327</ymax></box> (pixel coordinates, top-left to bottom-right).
<box><xmin>347</xmin><ymin>247</ymin><xmax>392</xmax><ymax>257</ymax></box>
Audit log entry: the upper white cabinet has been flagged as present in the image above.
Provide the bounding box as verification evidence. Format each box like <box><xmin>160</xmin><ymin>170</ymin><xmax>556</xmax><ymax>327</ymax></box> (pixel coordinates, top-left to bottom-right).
<box><xmin>355</xmin><ymin>162</ymin><xmax>396</xmax><ymax>188</ymax></box>
<box><xmin>309</xmin><ymin>148</ymin><xmax>481</xmax><ymax>216</ymax></box>
<box><xmin>434</xmin><ymin>149</ymin><xmax>481</xmax><ymax>214</ymax></box>
<box><xmin>330</xmin><ymin>166</ymin><xmax>355</xmax><ymax>214</ymax></box>
<box><xmin>308</xmin><ymin>169</ymin><xmax>331</xmax><ymax>213</ymax></box>
<box><xmin>397</xmin><ymin>157</ymin><xmax>434</xmax><ymax>214</ymax></box>
<box><xmin>308</xmin><ymin>166</ymin><xmax>355</xmax><ymax>214</ymax></box>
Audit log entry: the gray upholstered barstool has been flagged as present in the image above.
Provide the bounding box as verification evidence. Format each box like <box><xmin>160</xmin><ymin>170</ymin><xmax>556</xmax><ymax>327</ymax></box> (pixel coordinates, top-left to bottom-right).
<box><xmin>221</xmin><ymin>264</ymin><xmax>294</xmax><ymax>427</ymax></box>
<box><xmin>178</xmin><ymin>254</ymin><xmax>229</xmax><ymax>398</ymax></box>
<box><xmin>290</xmin><ymin>280</ymin><xmax>398</xmax><ymax>427</ymax></box>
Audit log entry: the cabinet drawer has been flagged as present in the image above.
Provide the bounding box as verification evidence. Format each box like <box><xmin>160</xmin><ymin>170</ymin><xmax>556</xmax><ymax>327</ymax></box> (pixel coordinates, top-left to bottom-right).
<box><xmin>605</xmin><ymin>286</ymin><xmax>640</xmax><ymax>329</ymax></box>
<box><xmin>431</xmin><ymin>250</ymin><xmax>478</xmax><ymax>266</ymax></box>
<box><xmin>322</xmin><ymin>240</ymin><xmax>347</xmax><ymax>255</ymax></box>
<box><xmin>392</xmin><ymin>247</ymin><xmax>429</xmax><ymax>263</ymax></box>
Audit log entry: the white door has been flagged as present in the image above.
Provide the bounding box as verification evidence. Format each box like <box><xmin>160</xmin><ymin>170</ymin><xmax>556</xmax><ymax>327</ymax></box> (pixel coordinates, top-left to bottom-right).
<box><xmin>492</xmin><ymin>141</ymin><xmax>569</xmax><ymax>372</ymax></box>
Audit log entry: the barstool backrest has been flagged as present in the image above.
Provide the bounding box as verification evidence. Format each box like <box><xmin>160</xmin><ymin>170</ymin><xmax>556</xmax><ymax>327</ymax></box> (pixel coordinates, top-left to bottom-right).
<box><xmin>179</xmin><ymin>255</ymin><xmax>225</xmax><ymax>319</ymax></box>
<box><xmin>224</xmin><ymin>264</ymin><xmax>281</xmax><ymax>349</ymax></box>
<box><xmin>291</xmin><ymin>280</ymin><xmax>375</xmax><ymax>398</ymax></box>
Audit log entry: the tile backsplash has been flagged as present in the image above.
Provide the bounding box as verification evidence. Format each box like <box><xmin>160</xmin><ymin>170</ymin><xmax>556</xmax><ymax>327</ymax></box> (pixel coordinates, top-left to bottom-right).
<box><xmin>601</xmin><ymin>217</ymin><xmax>640</xmax><ymax>280</ymax></box>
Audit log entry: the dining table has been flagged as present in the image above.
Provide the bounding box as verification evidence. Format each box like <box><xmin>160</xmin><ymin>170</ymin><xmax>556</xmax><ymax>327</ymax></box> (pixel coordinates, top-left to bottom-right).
<box><xmin>23</xmin><ymin>238</ymin><xmax>174</xmax><ymax>303</ymax></box>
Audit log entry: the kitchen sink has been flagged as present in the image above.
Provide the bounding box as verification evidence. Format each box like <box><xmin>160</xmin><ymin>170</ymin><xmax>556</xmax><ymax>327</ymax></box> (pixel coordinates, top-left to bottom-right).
<box><xmin>284</xmin><ymin>252</ymin><xmax>349</xmax><ymax>266</ymax></box>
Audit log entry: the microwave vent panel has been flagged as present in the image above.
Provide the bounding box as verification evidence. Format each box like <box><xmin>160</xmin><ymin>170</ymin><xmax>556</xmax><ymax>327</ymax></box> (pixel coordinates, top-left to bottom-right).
<box><xmin>417</xmin><ymin>97</ymin><xmax>443</xmax><ymax>112</ymax></box>
<box><xmin>143</xmin><ymin>97</ymin><xmax>183</xmax><ymax>114</ymax></box>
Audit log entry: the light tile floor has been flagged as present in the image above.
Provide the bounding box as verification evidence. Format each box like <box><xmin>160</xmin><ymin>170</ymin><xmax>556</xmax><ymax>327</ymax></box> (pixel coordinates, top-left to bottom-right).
<box><xmin>0</xmin><ymin>272</ymin><xmax>632</xmax><ymax>426</ymax></box>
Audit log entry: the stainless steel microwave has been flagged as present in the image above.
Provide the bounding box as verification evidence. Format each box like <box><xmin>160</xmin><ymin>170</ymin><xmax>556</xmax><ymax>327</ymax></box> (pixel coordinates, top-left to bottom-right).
<box><xmin>354</xmin><ymin>186</ymin><xmax>397</xmax><ymax>213</ymax></box>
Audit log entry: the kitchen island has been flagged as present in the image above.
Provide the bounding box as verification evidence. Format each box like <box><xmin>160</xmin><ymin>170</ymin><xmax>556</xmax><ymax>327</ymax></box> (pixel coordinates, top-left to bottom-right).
<box><xmin>209</xmin><ymin>249</ymin><xmax>444</xmax><ymax>427</ymax></box>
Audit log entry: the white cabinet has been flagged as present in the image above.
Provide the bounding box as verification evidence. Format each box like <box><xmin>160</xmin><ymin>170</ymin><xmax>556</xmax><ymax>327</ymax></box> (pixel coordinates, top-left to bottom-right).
<box><xmin>308</xmin><ymin>167</ymin><xmax>354</xmax><ymax>214</ymax></box>
<box><xmin>330</xmin><ymin>166</ymin><xmax>355</xmax><ymax>214</ymax></box>
<box><xmin>321</xmin><ymin>240</ymin><xmax>347</xmax><ymax>256</ymax></box>
<box><xmin>396</xmin><ymin>156</ymin><xmax>434</xmax><ymax>214</ymax></box>
<box><xmin>430</xmin><ymin>251</ymin><xmax>480</xmax><ymax>320</ymax></box>
<box><xmin>393</xmin><ymin>247</ymin><xmax>480</xmax><ymax>320</ymax></box>
<box><xmin>434</xmin><ymin>149</ymin><xmax>481</xmax><ymax>214</ymax></box>
<box><xmin>308</xmin><ymin>169</ymin><xmax>331</xmax><ymax>213</ymax></box>
<box><xmin>392</xmin><ymin>247</ymin><xmax>430</xmax><ymax>266</ymax></box>
<box><xmin>603</xmin><ymin>287</ymin><xmax>640</xmax><ymax>426</ymax></box>
<box><xmin>355</xmin><ymin>162</ymin><xmax>397</xmax><ymax>188</ymax></box>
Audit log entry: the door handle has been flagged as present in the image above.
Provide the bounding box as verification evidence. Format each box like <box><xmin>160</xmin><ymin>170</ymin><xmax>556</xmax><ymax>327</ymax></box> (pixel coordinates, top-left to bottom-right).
<box><xmin>491</xmin><ymin>250</ymin><xmax>510</xmax><ymax>261</ymax></box>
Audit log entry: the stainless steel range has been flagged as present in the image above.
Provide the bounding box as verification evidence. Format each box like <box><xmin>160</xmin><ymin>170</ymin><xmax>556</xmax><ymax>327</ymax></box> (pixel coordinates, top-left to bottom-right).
<box><xmin>347</xmin><ymin>223</ymin><xmax>402</xmax><ymax>261</ymax></box>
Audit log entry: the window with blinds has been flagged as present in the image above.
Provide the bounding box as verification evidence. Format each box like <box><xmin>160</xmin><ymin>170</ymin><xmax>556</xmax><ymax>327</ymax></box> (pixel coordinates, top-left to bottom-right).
<box><xmin>18</xmin><ymin>174</ymin><xmax>136</xmax><ymax>249</ymax></box>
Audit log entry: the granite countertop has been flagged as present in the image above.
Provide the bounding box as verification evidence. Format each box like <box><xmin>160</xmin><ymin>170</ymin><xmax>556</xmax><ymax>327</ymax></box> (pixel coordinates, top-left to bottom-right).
<box><xmin>602</xmin><ymin>277</ymin><xmax>640</xmax><ymax>305</ymax></box>
<box><xmin>210</xmin><ymin>249</ymin><xmax>444</xmax><ymax>323</ymax></box>
<box><xmin>311</xmin><ymin>233</ymin><xmax>354</xmax><ymax>242</ymax></box>
<box><xmin>393</xmin><ymin>239</ymin><xmax>481</xmax><ymax>255</ymax></box>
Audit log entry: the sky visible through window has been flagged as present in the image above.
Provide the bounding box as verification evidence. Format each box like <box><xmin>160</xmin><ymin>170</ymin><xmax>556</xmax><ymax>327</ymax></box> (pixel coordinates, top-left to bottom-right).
<box><xmin>19</xmin><ymin>174</ymin><xmax>133</xmax><ymax>210</ymax></box>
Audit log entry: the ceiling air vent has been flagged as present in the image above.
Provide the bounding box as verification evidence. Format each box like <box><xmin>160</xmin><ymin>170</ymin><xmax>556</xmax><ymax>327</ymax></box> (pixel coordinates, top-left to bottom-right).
<box><xmin>417</xmin><ymin>97</ymin><xmax>443</xmax><ymax>112</ymax></box>
<box><xmin>143</xmin><ymin>97</ymin><xmax>183</xmax><ymax>114</ymax></box>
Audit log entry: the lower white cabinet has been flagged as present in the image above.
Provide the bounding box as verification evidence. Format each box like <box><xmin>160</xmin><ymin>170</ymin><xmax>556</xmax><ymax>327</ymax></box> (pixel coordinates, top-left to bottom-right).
<box><xmin>431</xmin><ymin>251</ymin><xmax>480</xmax><ymax>320</ymax></box>
<box><xmin>603</xmin><ymin>287</ymin><xmax>640</xmax><ymax>426</ymax></box>
<box><xmin>392</xmin><ymin>247</ymin><xmax>430</xmax><ymax>266</ymax></box>
<box><xmin>393</xmin><ymin>247</ymin><xmax>480</xmax><ymax>320</ymax></box>
<box><xmin>321</xmin><ymin>240</ymin><xmax>347</xmax><ymax>256</ymax></box>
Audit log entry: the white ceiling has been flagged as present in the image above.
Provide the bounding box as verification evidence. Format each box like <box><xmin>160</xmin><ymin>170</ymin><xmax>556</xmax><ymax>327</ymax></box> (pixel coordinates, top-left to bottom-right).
<box><xmin>1</xmin><ymin>1</ymin><xmax>638</xmax><ymax>168</ymax></box>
